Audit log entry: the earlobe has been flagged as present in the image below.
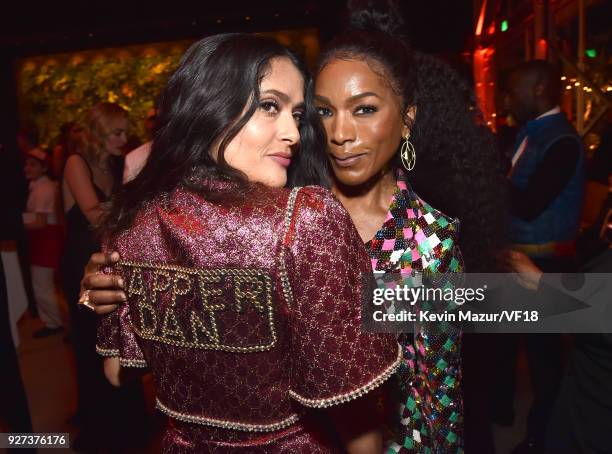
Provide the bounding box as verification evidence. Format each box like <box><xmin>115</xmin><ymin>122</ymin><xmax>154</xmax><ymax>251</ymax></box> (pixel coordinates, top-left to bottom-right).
<box><xmin>404</xmin><ymin>105</ymin><xmax>417</xmax><ymax>131</ymax></box>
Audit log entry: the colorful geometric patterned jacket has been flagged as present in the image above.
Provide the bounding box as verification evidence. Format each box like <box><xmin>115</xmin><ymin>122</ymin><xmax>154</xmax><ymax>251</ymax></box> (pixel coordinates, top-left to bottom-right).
<box><xmin>367</xmin><ymin>170</ymin><xmax>464</xmax><ymax>454</ymax></box>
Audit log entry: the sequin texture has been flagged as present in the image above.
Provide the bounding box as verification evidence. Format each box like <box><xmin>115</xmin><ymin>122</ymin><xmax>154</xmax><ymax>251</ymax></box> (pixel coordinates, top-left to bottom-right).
<box><xmin>366</xmin><ymin>170</ymin><xmax>464</xmax><ymax>454</ymax></box>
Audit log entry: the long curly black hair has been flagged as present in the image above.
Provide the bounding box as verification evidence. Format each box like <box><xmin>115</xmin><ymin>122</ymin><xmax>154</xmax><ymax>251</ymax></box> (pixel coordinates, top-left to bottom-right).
<box><xmin>408</xmin><ymin>52</ymin><xmax>507</xmax><ymax>271</ymax></box>
<box><xmin>315</xmin><ymin>0</ymin><xmax>507</xmax><ymax>271</ymax></box>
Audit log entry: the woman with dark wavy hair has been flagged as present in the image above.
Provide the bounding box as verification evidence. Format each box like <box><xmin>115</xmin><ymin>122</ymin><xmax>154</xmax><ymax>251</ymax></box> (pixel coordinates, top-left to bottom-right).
<box><xmin>89</xmin><ymin>33</ymin><xmax>401</xmax><ymax>453</ymax></box>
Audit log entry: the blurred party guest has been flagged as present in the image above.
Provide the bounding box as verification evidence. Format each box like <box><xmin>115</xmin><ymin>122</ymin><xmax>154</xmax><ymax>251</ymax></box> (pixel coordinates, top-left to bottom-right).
<box><xmin>123</xmin><ymin>141</ymin><xmax>151</xmax><ymax>183</ymax></box>
<box><xmin>22</xmin><ymin>147</ymin><xmax>64</xmax><ymax>338</ymax></box>
<box><xmin>548</xmin><ymin>194</ymin><xmax>612</xmax><ymax>453</ymax></box>
<box><xmin>503</xmin><ymin>59</ymin><xmax>586</xmax><ymax>453</ymax></box>
<box><xmin>578</xmin><ymin>185</ymin><xmax>612</xmax><ymax>266</ymax></box>
<box><xmin>506</xmin><ymin>199</ymin><xmax>612</xmax><ymax>453</ymax></box>
<box><xmin>14</xmin><ymin>128</ymin><xmax>39</xmax><ymax>316</ymax></box>
<box><xmin>0</xmin><ymin>256</ymin><xmax>34</xmax><ymax>454</ymax></box>
<box><xmin>0</xmin><ymin>141</ymin><xmax>34</xmax><ymax>450</ymax></box>
<box><xmin>122</xmin><ymin>107</ymin><xmax>157</xmax><ymax>182</ymax></box>
<box><xmin>579</xmin><ymin>104</ymin><xmax>612</xmax><ymax>254</ymax></box>
<box><xmin>506</xmin><ymin>60</ymin><xmax>585</xmax><ymax>270</ymax></box>
<box><xmin>52</xmin><ymin>122</ymin><xmax>83</xmax><ymax>180</ymax></box>
<box><xmin>61</xmin><ymin>102</ymin><xmax>148</xmax><ymax>450</ymax></box>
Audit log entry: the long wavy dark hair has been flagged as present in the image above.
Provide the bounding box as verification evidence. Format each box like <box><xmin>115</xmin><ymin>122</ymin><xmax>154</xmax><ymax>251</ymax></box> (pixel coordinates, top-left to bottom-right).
<box><xmin>316</xmin><ymin>0</ymin><xmax>506</xmax><ymax>271</ymax></box>
<box><xmin>103</xmin><ymin>33</ymin><xmax>326</xmax><ymax>237</ymax></box>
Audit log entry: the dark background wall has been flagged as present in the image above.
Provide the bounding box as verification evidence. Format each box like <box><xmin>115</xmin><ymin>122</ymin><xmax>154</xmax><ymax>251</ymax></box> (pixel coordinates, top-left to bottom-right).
<box><xmin>0</xmin><ymin>0</ymin><xmax>474</xmax><ymax>147</ymax></box>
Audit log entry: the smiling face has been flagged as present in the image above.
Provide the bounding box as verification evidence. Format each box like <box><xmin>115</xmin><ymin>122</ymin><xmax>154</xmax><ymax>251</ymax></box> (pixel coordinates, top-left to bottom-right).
<box><xmin>315</xmin><ymin>58</ymin><xmax>413</xmax><ymax>187</ymax></box>
<box><xmin>219</xmin><ymin>57</ymin><xmax>305</xmax><ymax>188</ymax></box>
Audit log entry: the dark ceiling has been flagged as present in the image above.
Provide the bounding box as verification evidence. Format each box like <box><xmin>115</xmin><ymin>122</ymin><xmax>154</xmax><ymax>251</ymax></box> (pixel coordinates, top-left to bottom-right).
<box><xmin>0</xmin><ymin>0</ymin><xmax>475</xmax><ymax>142</ymax></box>
<box><xmin>2</xmin><ymin>0</ymin><xmax>475</xmax><ymax>57</ymax></box>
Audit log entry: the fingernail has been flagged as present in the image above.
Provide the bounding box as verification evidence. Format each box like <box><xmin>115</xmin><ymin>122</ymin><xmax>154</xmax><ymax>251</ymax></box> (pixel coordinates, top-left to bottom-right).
<box><xmin>118</xmin><ymin>277</ymin><xmax>124</xmax><ymax>288</ymax></box>
<box><xmin>121</xmin><ymin>292</ymin><xmax>128</xmax><ymax>301</ymax></box>
<box><xmin>111</xmin><ymin>251</ymin><xmax>120</xmax><ymax>261</ymax></box>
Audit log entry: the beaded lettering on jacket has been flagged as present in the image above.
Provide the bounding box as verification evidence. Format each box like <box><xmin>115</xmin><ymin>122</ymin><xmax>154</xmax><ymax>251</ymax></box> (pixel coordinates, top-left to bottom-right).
<box><xmin>119</xmin><ymin>262</ymin><xmax>277</xmax><ymax>352</ymax></box>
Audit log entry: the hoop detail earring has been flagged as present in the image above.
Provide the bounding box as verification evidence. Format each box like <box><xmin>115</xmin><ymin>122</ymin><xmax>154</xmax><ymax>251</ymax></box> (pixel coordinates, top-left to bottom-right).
<box><xmin>400</xmin><ymin>131</ymin><xmax>416</xmax><ymax>171</ymax></box>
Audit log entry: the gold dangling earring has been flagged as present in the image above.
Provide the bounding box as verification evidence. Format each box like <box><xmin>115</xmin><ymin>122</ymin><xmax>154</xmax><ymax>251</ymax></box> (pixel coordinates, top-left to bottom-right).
<box><xmin>400</xmin><ymin>131</ymin><xmax>416</xmax><ymax>171</ymax></box>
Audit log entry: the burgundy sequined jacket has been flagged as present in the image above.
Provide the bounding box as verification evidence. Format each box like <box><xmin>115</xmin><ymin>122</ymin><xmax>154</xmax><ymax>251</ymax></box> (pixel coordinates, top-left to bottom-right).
<box><xmin>97</xmin><ymin>182</ymin><xmax>402</xmax><ymax>452</ymax></box>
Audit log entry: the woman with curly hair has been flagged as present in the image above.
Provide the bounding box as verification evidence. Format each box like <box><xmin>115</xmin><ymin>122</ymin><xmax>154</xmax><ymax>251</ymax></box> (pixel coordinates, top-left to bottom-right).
<box><xmin>308</xmin><ymin>1</ymin><xmax>505</xmax><ymax>452</ymax></box>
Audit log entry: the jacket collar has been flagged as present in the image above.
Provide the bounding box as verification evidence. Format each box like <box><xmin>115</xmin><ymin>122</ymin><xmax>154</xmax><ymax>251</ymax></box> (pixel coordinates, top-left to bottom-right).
<box><xmin>365</xmin><ymin>169</ymin><xmax>459</xmax><ymax>275</ymax></box>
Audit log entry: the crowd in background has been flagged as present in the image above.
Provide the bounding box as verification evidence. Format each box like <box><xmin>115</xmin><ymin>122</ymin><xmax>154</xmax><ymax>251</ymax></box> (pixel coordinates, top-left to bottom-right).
<box><xmin>1</xmin><ymin>105</ymin><xmax>157</xmax><ymax>451</ymax></box>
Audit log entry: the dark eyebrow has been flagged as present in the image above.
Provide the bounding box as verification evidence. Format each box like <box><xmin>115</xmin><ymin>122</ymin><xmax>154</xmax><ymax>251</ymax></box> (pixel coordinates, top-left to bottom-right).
<box><xmin>315</xmin><ymin>92</ymin><xmax>382</xmax><ymax>105</ymax></box>
<box><xmin>261</xmin><ymin>89</ymin><xmax>290</xmax><ymax>103</ymax></box>
<box><xmin>261</xmin><ymin>89</ymin><xmax>304</xmax><ymax>109</ymax></box>
<box><xmin>347</xmin><ymin>92</ymin><xmax>382</xmax><ymax>102</ymax></box>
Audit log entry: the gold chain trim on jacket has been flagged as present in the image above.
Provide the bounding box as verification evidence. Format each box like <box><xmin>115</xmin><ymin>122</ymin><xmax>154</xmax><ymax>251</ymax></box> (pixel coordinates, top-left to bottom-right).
<box><xmin>96</xmin><ymin>345</ymin><xmax>119</xmax><ymax>357</ymax></box>
<box><xmin>117</xmin><ymin>262</ymin><xmax>277</xmax><ymax>353</ymax></box>
<box><xmin>156</xmin><ymin>399</ymin><xmax>300</xmax><ymax>432</ymax></box>
<box><xmin>288</xmin><ymin>343</ymin><xmax>403</xmax><ymax>408</ymax></box>
<box><xmin>278</xmin><ymin>187</ymin><xmax>300</xmax><ymax>309</ymax></box>
<box><xmin>119</xmin><ymin>358</ymin><xmax>148</xmax><ymax>368</ymax></box>
<box><xmin>96</xmin><ymin>345</ymin><xmax>148</xmax><ymax>368</ymax></box>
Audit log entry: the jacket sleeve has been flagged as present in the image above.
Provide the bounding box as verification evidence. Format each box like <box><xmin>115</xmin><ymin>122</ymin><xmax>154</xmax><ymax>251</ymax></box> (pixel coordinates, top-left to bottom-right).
<box><xmin>284</xmin><ymin>186</ymin><xmax>402</xmax><ymax>408</ymax></box>
<box><xmin>96</xmin><ymin>241</ymin><xmax>148</xmax><ymax>369</ymax></box>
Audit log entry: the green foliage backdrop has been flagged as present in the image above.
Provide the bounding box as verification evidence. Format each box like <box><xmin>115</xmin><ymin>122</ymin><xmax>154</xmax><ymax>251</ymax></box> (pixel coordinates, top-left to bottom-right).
<box><xmin>17</xmin><ymin>44</ymin><xmax>188</xmax><ymax>148</ymax></box>
<box><xmin>16</xmin><ymin>30</ymin><xmax>318</xmax><ymax>149</ymax></box>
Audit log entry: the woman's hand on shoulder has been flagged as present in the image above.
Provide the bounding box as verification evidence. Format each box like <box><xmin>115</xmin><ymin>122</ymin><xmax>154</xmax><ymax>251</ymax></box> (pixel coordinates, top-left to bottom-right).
<box><xmin>80</xmin><ymin>251</ymin><xmax>127</xmax><ymax>314</ymax></box>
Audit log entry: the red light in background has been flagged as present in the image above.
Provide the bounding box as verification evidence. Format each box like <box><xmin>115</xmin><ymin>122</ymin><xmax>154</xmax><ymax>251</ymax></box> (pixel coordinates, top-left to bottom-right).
<box><xmin>535</xmin><ymin>39</ymin><xmax>548</xmax><ymax>59</ymax></box>
<box><xmin>475</xmin><ymin>0</ymin><xmax>488</xmax><ymax>36</ymax></box>
<box><xmin>473</xmin><ymin>46</ymin><xmax>497</xmax><ymax>132</ymax></box>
